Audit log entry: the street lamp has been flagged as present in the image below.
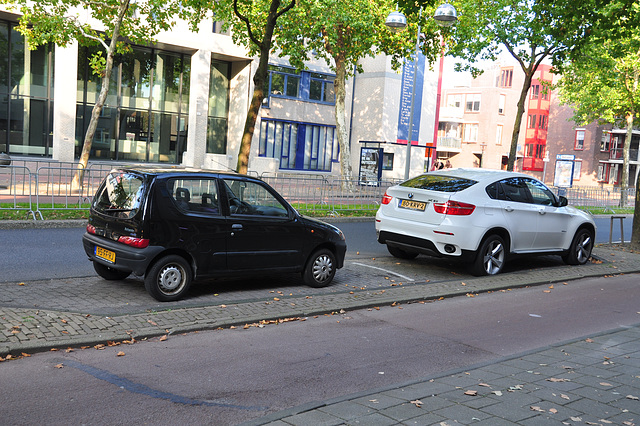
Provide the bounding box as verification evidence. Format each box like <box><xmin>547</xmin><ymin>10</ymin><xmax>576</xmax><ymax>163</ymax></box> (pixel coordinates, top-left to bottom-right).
<box><xmin>386</xmin><ymin>3</ymin><xmax>457</xmax><ymax>180</ymax></box>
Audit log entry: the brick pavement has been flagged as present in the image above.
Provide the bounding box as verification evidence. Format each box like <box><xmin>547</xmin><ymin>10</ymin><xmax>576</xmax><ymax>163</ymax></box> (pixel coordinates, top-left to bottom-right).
<box><xmin>2</xmin><ymin>219</ymin><xmax>640</xmax><ymax>424</ymax></box>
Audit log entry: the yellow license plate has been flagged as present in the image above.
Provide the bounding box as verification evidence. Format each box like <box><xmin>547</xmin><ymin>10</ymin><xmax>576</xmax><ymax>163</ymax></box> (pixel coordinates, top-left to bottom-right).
<box><xmin>95</xmin><ymin>246</ymin><xmax>116</xmax><ymax>263</ymax></box>
<box><xmin>399</xmin><ymin>199</ymin><xmax>427</xmax><ymax>211</ymax></box>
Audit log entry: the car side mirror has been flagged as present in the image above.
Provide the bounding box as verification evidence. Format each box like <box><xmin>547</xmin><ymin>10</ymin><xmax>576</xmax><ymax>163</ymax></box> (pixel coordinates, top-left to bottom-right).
<box><xmin>557</xmin><ymin>195</ymin><xmax>568</xmax><ymax>207</ymax></box>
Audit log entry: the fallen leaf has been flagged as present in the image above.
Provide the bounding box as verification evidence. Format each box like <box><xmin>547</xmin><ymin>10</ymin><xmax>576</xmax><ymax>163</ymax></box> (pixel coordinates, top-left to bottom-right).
<box><xmin>571</xmin><ymin>417</ymin><xmax>582</xmax><ymax>422</ymax></box>
<box><xmin>599</xmin><ymin>420</ymin><xmax>613</xmax><ymax>424</ymax></box>
<box><xmin>530</xmin><ymin>406</ymin><xmax>545</xmax><ymax>412</ymax></box>
<box><xmin>543</xmin><ymin>290</ymin><xmax>551</xmax><ymax>293</ymax></box>
<box><xmin>116</xmin><ymin>351</ymin><xmax>125</xmax><ymax>357</ymax></box>
<box><xmin>479</xmin><ymin>383</ymin><xmax>491</xmax><ymax>387</ymax></box>
<box><xmin>492</xmin><ymin>391</ymin><xmax>503</xmax><ymax>396</ymax></box>
<box><xmin>94</xmin><ymin>344</ymin><xmax>105</xmax><ymax>350</ymax></box>
<box><xmin>561</xmin><ymin>394</ymin><xmax>570</xmax><ymax>400</ymax></box>
<box><xmin>147</xmin><ymin>320</ymin><xmax>158</xmax><ymax>326</ymax></box>
<box><xmin>626</xmin><ymin>395</ymin><xmax>639</xmax><ymax>400</ymax></box>
<box><xmin>19</xmin><ymin>282</ymin><xmax>25</xmax><ymax>286</ymax></box>
<box><xmin>585</xmin><ymin>338</ymin><xmax>594</xmax><ymax>343</ymax></box>
<box><xmin>55</xmin><ymin>363</ymin><xmax>64</xmax><ymax>369</ymax></box>
<box><xmin>159</xmin><ymin>335</ymin><xmax>168</xmax><ymax>341</ymax></box>
<box><xmin>464</xmin><ymin>390</ymin><xmax>478</xmax><ymax>396</ymax></box>
<box><xmin>599</xmin><ymin>382</ymin><xmax>613</xmax><ymax>387</ymax></box>
<box><xmin>547</xmin><ymin>378</ymin><xmax>570</xmax><ymax>382</ymax></box>
<box><xmin>410</xmin><ymin>399</ymin><xmax>423</xmax><ymax>407</ymax></box>
<box><xmin>549</xmin><ymin>408</ymin><xmax>558</xmax><ymax>414</ymax></box>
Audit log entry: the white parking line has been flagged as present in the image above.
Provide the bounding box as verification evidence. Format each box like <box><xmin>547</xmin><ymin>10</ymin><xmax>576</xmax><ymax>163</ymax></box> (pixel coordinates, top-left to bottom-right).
<box><xmin>351</xmin><ymin>262</ymin><xmax>415</xmax><ymax>282</ymax></box>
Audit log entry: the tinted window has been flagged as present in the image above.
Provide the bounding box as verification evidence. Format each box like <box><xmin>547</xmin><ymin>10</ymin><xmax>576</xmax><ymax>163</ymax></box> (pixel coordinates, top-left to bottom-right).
<box><xmin>93</xmin><ymin>172</ymin><xmax>145</xmax><ymax>219</ymax></box>
<box><xmin>168</xmin><ymin>178</ymin><xmax>220</xmax><ymax>215</ymax></box>
<box><xmin>524</xmin><ymin>178</ymin><xmax>556</xmax><ymax>206</ymax></box>
<box><xmin>401</xmin><ymin>174</ymin><xmax>477</xmax><ymax>193</ymax></box>
<box><xmin>497</xmin><ymin>178</ymin><xmax>533</xmax><ymax>203</ymax></box>
<box><xmin>224</xmin><ymin>179</ymin><xmax>288</xmax><ymax>217</ymax></box>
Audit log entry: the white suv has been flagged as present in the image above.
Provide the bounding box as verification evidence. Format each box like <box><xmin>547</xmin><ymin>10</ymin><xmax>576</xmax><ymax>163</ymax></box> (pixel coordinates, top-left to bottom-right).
<box><xmin>375</xmin><ymin>169</ymin><xmax>596</xmax><ymax>276</ymax></box>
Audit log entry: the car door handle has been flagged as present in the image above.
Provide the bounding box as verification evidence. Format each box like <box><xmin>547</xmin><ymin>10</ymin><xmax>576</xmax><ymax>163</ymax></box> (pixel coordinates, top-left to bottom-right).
<box><xmin>538</xmin><ymin>208</ymin><xmax>546</xmax><ymax>215</ymax></box>
<box><xmin>504</xmin><ymin>206</ymin><xmax>514</xmax><ymax>212</ymax></box>
<box><xmin>231</xmin><ymin>224</ymin><xmax>243</xmax><ymax>236</ymax></box>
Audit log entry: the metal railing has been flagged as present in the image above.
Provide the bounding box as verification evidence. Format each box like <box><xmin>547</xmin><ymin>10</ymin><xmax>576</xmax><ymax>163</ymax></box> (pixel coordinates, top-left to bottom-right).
<box><xmin>0</xmin><ymin>158</ymin><xmax>637</xmax><ymax>219</ymax></box>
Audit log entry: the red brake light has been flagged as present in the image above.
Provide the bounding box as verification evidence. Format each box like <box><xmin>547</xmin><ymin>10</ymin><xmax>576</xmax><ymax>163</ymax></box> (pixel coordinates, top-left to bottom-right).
<box><xmin>433</xmin><ymin>200</ymin><xmax>476</xmax><ymax>216</ymax></box>
<box><xmin>381</xmin><ymin>192</ymin><xmax>393</xmax><ymax>205</ymax></box>
<box><xmin>86</xmin><ymin>224</ymin><xmax>96</xmax><ymax>234</ymax></box>
<box><xmin>117</xmin><ymin>236</ymin><xmax>150</xmax><ymax>248</ymax></box>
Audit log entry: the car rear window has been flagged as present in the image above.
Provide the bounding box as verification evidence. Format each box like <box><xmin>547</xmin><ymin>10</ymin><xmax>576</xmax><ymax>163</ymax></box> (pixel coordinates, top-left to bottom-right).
<box><xmin>93</xmin><ymin>171</ymin><xmax>145</xmax><ymax>219</ymax></box>
<box><xmin>400</xmin><ymin>174</ymin><xmax>477</xmax><ymax>192</ymax></box>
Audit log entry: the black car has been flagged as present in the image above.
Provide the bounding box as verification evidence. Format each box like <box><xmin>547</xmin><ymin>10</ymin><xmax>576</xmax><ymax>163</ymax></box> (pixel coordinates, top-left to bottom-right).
<box><xmin>83</xmin><ymin>167</ymin><xmax>347</xmax><ymax>301</ymax></box>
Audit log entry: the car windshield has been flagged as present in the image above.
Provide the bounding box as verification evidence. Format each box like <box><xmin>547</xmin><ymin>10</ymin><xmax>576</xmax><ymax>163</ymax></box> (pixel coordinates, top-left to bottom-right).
<box><xmin>400</xmin><ymin>174</ymin><xmax>477</xmax><ymax>193</ymax></box>
<box><xmin>93</xmin><ymin>171</ymin><xmax>145</xmax><ymax>219</ymax></box>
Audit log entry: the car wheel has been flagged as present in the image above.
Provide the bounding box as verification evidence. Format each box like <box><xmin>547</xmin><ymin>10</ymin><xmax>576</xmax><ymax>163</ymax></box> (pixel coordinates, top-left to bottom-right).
<box><xmin>562</xmin><ymin>229</ymin><xmax>594</xmax><ymax>265</ymax></box>
<box><xmin>387</xmin><ymin>245</ymin><xmax>419</xmax><ymax>260</ymax></box>
<box><xmin>303</xmin><ymin>249</ymin><xmax>336</xmax><ymax>288</ymax></box>
<box><xmin>144</xmin><ymin>255</ymin><xmax>192</xmax><ymax>302</ymax></box>
<box><xmin>472</xmin><ymin>234</ymin><xmax>506</xmax><ymax>276</ymax></box>
<box><xmin>93</xmin><ymin>261</ymin><xmax>131</xmax><ymax>280</ymax></box>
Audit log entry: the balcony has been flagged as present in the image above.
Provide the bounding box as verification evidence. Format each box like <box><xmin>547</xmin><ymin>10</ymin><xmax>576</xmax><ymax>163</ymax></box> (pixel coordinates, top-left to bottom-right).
<box><xmin>436</xmin><ymin>136</ymin><xmax>462</xmax><ymax>152</ymax></box>
<box><xmin>609</xmin><ymin>148</ymin><xmax>639</xmax><ymax>161</ymax></box>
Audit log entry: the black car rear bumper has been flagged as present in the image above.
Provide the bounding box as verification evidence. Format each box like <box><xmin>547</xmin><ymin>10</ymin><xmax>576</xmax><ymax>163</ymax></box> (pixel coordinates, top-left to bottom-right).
<box><xmin>82</xmin><ymin>232</ymin><xmax>165</xmax><ymax>276</ymax></box>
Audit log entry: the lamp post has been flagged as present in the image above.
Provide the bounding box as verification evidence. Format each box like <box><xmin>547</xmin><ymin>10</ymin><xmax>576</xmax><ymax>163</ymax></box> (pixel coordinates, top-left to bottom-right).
<box><xmin>386</xmin><ymin>3</ymin><xmax>457</xmax><ymax>180</ymax></box>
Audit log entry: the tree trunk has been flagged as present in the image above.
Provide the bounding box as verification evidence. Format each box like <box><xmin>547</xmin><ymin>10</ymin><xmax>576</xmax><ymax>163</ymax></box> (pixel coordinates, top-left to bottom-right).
<box><xmin>620</xmin><ymin>112</ymin><xmax>634</xmax><ymax>207</ymax></box>
<box><xmin>632</xmin><ymin>160</ymin><xmax>640</xmax><ymax>249</ymax></box>
<box><xmin>333</xmin><ymin>59</ymin><xmax>353</xmax><ymax>190</ymax></box>
<box><xmin>235</xmin><ymin>0</ymin><xmax>287</xmax><ymax>175</ymax></box>
<box><xmin>507</xmin><ymin>70</ymin><xmax>534</xmax><ymax>171</ymax></box>
<box><xmin>71</xmin><ymin>0</ymin><xmax>130</xmax><ymax>191</ymax></box>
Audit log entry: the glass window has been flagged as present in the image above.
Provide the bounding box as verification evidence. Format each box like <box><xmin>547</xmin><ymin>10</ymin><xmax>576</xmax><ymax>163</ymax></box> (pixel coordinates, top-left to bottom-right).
<box><xmin>120</xmin><ymin>48</ymin><xmax>153</xmax><ymax>110</ymax></box>
<box><xmin>498</xmin><ymin>94</ymin><xmax>505</xmax><ymax>114</ymax></box>
<box><xmin>152</xmin><ymin>52</ymin><xmax>182</xmax><ymax>113</ymax></box>
<box><xmin>223</xmin><ymin>179</ymin><xmax>288</xmax><ymax>217</ymax></box>
<box><xmin>575</xmin><ymin>129</ymin><xmax>585</xmax><ymax>150</ymax></box>
<box><xmin>600</xmin><ymin>131</ymin><xmax>611</xmax><ymax>151</ymax></box>
<box><xmin>169</xmin><ymin>178</ymin><xmax>220</xmax><ymax>215</ymax></box>
<box><xmin>524</xmin><ymin>178</ymin><xmax>555</xmax><ymax>205</ymax></box>
<box><xmin>528</xmin><ymin>114</ymin><xmax>537</xmax><ymax>129</ymax></box>
<box><xmin>206</xmin><ymin>60</ymin><xmax>230</xmax><ymax>154</ymax></box>
<box><xmin>401</xmin><ymin>174</ymin><xmax>477</xmax><ymax>192</ymax></box>
<box><xmin>93</xmin><ymin>171</ymin><xmax>146</xmax><ymax>219</ymax></box>
<box><xmin>496</xmin><ymin>125</ymin><xmax>503</xmax><ymax>145</ymax></box>
<box><xmin>464</xmin><ymin>123</ymin><xmax>478</xmax><ymax>142</ymax></box>
<box><xmin>465</xmin><ymin>94</ymin><xmax>480</xmax><ymax>112</ymax></box>
<box><xmin>498</xmin><ymin>178</ymin><xmax>532</xmax><ymax>203</ymax></box>
<box><xmin>497</xmin><ymin>68</ymin><xmax>513</xmax><ymax>88</ymax></box>
<box><xmin>530</xmin><ymin>84</ymin><xmax>540</xmax><ymax>99</ymax></box>
<box><xmin>309</xmin><ymin>73</ymin><xmax>335</xmax><ymax>103</ymax></box>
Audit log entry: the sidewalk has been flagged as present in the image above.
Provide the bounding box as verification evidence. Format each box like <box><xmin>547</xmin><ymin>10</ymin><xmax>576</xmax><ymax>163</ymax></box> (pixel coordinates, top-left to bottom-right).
<box><xmin>248</xmin><ymin>324</ymin><xmax>640</xmax><ymax>425</ymax></box>
<box><xmin>2</xmin><ymin>232</ymin><xmax>640</xmax><ymax>424</ymax></box>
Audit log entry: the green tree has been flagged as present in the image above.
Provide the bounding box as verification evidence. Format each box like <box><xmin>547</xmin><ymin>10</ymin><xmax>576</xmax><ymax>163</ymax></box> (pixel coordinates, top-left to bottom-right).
<box><xmin>210</xmin><ymin>0</ymin><xmax>295</xmax><ymax>175</ymax></box>
<box><xmin>0</xmin><ymin>0</ymin><xmax>199</xmax><ymax>187</ymax></box>
<box><xmin>557</xmin><ymin>36</ymin><xmax>640</xmax><ymax>208</ymax></box>
<box><xmin>426</xmin><ymin>0</ymin><xmax>602</xmax><ymax>171</ymax></box>
<box><xmin>557</xmin><ymin>2</ymin><xmax>640</xmax><ymax>248</ymax></box>
<box><xmin>275</xmin><ymin>0</ymin><xmax>433</xmax><ymax>183</ymax></box>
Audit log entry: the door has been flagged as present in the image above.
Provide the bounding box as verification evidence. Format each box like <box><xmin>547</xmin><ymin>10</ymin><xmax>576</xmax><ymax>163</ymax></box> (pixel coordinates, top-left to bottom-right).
<box><xmin>496</xmin><ymin>177</ymin><xmax>539</xmax><ymax>252</ymax></box>
<box><xmin>222</xmin><ymin>178</ymin><xmax>304</xmax><ymax>271</ymax></box>
<box><xmin>524</xmin><ymin>178</ymin><xmax>570</xmax><ymax>250</ymax></box>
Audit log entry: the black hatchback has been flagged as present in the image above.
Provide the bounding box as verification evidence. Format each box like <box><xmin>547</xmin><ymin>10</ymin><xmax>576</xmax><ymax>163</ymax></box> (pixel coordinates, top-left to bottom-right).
<box><xmin>82</xmin><ymin>168</ymin><xmax>347</xmax><ymax>301</ymax></box>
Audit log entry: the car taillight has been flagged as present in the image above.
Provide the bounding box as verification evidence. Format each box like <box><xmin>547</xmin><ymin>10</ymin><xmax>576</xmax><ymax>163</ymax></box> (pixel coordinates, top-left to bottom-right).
<box><xmin>433</xmin><ymin>200</ymin><xmax>476</xmax><ymax>216</ymax></box>
<box><xmin>381</xmin><ymin>192</ymin><xmax>393</xmax><ymax>205</ymax></box>
<box><xmin>86</xmin><ymin>224</ymin><xmax>96</xmax><ymax>234</ymax></box>
<box><xmin>118</xmin><ymin>236</ymin><xmax>150</xmax><ymax>248</ymax></box>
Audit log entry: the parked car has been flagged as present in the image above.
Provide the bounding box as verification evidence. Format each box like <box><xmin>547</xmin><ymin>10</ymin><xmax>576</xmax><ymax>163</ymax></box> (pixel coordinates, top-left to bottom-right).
<box><xmin>375</xmin><ymin>168</ymin><xmax>596</xmax><ymax>276</ymax></box>
<box><xmin>83</xmin><ymin>168</ymin><xmax>347</xmax><ymax>301</ymax></box>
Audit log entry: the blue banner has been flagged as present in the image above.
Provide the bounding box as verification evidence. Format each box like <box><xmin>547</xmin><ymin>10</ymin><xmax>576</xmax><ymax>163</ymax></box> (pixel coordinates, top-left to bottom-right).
<box><xmin>396</xmin><ymin>52</ymin><xmax>426</xmax><ymax>145</ymax></box>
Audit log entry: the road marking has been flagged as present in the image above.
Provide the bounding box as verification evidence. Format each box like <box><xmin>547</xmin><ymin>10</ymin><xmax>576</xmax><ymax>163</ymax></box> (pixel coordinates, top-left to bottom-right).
<box><xmin>351</xmin><ymin>262</ymin><xmax>415</xmax><ymax>282</ymax></box>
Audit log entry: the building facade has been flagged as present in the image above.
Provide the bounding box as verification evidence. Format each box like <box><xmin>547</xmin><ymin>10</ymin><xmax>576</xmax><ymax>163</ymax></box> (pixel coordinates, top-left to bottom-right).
<box><xmin>0</xmin><ymin>7</ymin><xmax>448</xmax><ymax>183</ymax></box>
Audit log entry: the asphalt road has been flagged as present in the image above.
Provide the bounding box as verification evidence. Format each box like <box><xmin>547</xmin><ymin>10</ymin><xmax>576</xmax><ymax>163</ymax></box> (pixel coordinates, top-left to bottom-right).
<box><xmin>1</xmin><ymin>273</ymin><xmax>639</xmax><ymax>425</ymax></box>
<box><xmin>0</xmin><ymin>216</ymin><xmax>632</xmax><ymax>283</ymax></box>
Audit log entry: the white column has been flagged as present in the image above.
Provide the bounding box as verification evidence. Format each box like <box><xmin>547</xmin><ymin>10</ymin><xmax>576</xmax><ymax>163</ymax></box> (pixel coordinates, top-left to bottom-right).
<box><xmin>182</xmin><ymin>49</ymin><xmax>211</xmax><ymax>168</ymax></box>
<box><xmin>52</xmin><ymin>42</ymin><xmax>79</xmax><ymax>163</ymax></box>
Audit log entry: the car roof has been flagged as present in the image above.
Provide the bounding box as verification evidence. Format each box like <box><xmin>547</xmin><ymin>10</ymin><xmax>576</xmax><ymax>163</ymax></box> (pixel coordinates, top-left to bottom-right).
<box><xmin>112</xmin><ymin>166</ymin><xmax>246</xmax><ymax>179</ymax></box>
<box><xmin>427</xmin><ymin>168</ymin><xmax>532</xmax><ymax>184</ymax></box>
